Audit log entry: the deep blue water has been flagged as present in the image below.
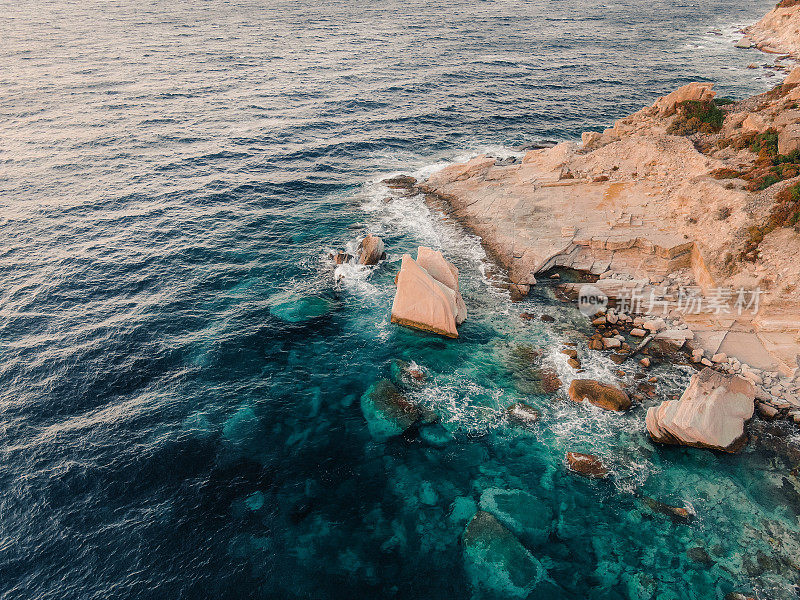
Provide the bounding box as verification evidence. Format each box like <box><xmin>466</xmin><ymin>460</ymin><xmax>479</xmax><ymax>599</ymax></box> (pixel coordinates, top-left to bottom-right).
<box><xmin>2</xmin><ymin>1</ymin><xmax>799</xmax><ymax>598</ymax></box>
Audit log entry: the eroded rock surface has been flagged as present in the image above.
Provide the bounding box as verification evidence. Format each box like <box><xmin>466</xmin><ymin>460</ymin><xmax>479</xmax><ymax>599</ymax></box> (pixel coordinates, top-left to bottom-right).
<box><xmin>391</xmin><ymin>253</ymin><xmax>459</xmax><ymax>338</ymax></box>
<box><xmin>646</xmin><ymin>368</ymin><xmax>756</xmax><ymax>452</ymax></box>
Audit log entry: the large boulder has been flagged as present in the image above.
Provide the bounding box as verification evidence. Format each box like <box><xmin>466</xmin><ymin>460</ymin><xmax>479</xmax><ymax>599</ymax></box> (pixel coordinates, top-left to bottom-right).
<box><xmin>652</xmin><ymin>82</ymin><xmax>715</xmax><ymax>116</ymax></box>
<box><xmin>360</xmin><ymin>379</ymin><xmax>421</xmax><ymax>441</ymax></box>
<box><xmin>357</xmin><ymin>234</ymin><xmax>385</xmax><ymax>265</ymax></box>
<box><xmin>645</xmin><ymin>368</ymin><xmax>756</xmax><ymax>453</ymax></box>
<box><xmin>391</xmin><ymin>254</ymin><xmax>459</xmax><ymax>338</ymax></box>
<box><xmin>568</xmin><ymin>379</ymin><xmax>631</xmax><ymax>411</ymax></box>
<box><xmin>415</xmin><ymin>246</ymin><xmax>467</xmax><ymax>324</ymax></box>
<box><xmin>462</xmin><ymin>511</ymin><xmax>547</xmax><ymax>598</ymax></box>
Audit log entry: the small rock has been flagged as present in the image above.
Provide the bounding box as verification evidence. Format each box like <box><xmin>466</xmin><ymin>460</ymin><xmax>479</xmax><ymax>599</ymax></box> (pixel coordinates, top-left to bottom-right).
<box><xmin>700</xmin><ymin>358</ymin><xmax>713</xmax><ymax>367</ymax></box>
<box><xmin>630</xmin><ymin>328</ymin><xmax>647</xmax><ymax>337</ymax></box>
<box><xmin>561</xmin><ymin>348</ymin><xmax>578</xmax><ymax>360</ymax></box>
<box><xmin>602</xmin><ymin>338</ymin><xmax>621</xmax><ymax>349</ymax></box>
<box><xmin>642</xmin><ymin>497</ymin><xmax>695</xmax><ymax>524</ymax></box>
<box><xmin>541</xmin><ymin>314</ymin><xmax>555</xmax><ymax>322</ymax></box>
<box><xmin>507</xmin><ymin>402</ymin><xmax>540</xmax><ymax>426</ymax></box>
<box><xmin>357</xmin><ymin>234</ymin><xmax>385</xmax><ymax>265</ymax></box>
<box><xmin>711</xmin><ymin>352</ymin><xmax>727</xmax><ymax>364</ymax></box>
<box><xmin>687</xmin><ymin>546</ymin><xmax>715</xmax><ymax>568</ymax></box>
<box><xmin>756</xmin><ymin>401</ymin><xmax>779</xmax><ymax>420</ymax></box>
<box><xmin>592</xmin><ymin>317</ymin><xmax>607</xmax><ymax>326</ymax></box>
<box><xmin>568</xmin><ymin>358</ymin><xmax>581</xmax><ymax>369</ymax></box>
<box><xmin>640</xmin><ymin>357</ymin><xmax>651</xmax><ymax>368</ymax></box>
<box><xmin>566</xmin><ymin>452</ymin><xmax>609</xmax><ymax>479</ymax></box>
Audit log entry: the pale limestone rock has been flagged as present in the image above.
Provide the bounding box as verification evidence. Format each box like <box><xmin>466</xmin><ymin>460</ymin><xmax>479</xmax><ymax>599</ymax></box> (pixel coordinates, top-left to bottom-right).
<box><xmin>631</xmin><ymin>328</ymin><xmax>647</xmax><ymax>337</ymax></box>
<box><xmin>602</xmin><ymin>337</ymin><xmax>621</xmax><ymax>349</ymax></box>
<box><xmin>786</xmin><ymin>67</ymin><xmax>800</xmax><ymax>85</ymax></box>
<box><xmin>653</xmin><ymin>329</ymin><xmax>692</xmax><ymax>350</ymax></box>
<box><xmin>778</xmin><ymin>123</ymin><xmax>800</xmax><ymax>155</ymax></box>
<box><xmin>712</xmin><ymin>352</ymin><xmax>727</xmax><ymax>364</ymax></box>
<box><xmin>358</xmin><ymin>234</ymin><xmax>385</xmax><ymax>265</ymax></box>
<box><xmin>582</xmin><ymin>131</ymin><xmax>603</xmax><ymax>149</ymax></box>
<box><xmin>391</xmin><ymin>254</ymin><xmax>459</xmax><ymax>338</ymax></box>
<box><xmin>742</xmin><ymin>113</ymin><xmax>768</xmax><ymax>134</ymax></box>
<box><xmin>652</xmin><ymin>82</ymin><xmax>715</xmax><ymax>116</ymax></box>
<box><xmin>745</xmin><ymin>4</ymin><xmax>800</xmax><ymax>57</ymax></box>
<box><xmin>416</xmin><ymin>246</ymin><xmax>467</xmax><ymax>324</ymax></box>
<box><xmin>646</xmin><ymin>368</ymin><xmax>756</xmax><ymax>452</ymax></box>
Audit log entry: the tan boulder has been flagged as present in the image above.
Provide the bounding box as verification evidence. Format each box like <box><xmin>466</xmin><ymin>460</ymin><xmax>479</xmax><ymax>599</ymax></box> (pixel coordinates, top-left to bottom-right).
<box><xmin>416</xmin><ymin>246</ymin><xmax>467</xmax><ymax>324</ymax></box>
<box><xmin>391</xmin><ymin>254</ymin><xmax>459</xmax><ymax>338</ymax></box>
<box><xmin>566</xmin><ymin>452</ymin><xmax>609</xmax><ymax>479</ymax></box>
<box><xmin>645</xmin><ymin>368</ymin><xmax>756</xmax><ymax>453</ymax></box>
<box><xmin>652</xmin><ymin>82</ymin><xmax>715</xmax><ymax>116</ymax></box>
<box><xmin>778</xmin><ymin>123</ymin><xmax>800</xmax><ymax>155</ymax></box>
<box><xmin>568</xmin><ymin>379</ymin><xmax>631</xmax><ymax>411</ymax></box>
<box><xmin>358</xmin><ymin>234</ymin><xmax>385</xmax><ymax>265</ymax></box>
<box><xmin>786</xmin><ymin>67</ymin><xmax>800</xmax><ymax>86</ymax></box>
<box><xmin>741</xmin><ymin>113</ymin><xmax>769</xmax><ymax>134</ymax></box>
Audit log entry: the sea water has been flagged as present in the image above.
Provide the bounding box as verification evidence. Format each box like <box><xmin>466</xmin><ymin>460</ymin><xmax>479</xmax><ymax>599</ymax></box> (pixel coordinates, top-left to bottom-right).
<box><xmin>1</xmin><ymin>0</ymin><xmax>798</xmax><ymax>598</ymax></box>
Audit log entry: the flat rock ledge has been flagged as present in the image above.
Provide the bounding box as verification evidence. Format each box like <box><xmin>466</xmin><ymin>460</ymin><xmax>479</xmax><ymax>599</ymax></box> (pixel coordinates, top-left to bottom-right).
<box><xmin>646</xmin><ymin>368</ymin><xmax>756</xmax><ymax>453</ymax></box>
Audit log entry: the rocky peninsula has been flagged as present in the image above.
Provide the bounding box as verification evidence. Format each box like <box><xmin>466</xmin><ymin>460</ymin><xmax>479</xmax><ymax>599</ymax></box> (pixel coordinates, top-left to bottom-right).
<box><xmin>363</xmin><ymin>4</ymin><xmax>800</xmax><ymax>447</ymax></box>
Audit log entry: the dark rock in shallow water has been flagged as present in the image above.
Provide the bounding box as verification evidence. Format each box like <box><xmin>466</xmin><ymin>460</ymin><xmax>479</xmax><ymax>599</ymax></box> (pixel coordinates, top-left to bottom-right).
<box><xmin>565</xmin><ymin>452</ymin><xmax>609</xmax><ymax>479</ymax></box>
<box><xmin>419</xmin><ymin>423</ymin><xmax>452</xmax><ymax>447</ymax></box>
<box><xmin>506</xmin><ymin>402</ymin><xmax>540</xmax><ymax>426</ymax></box>
<box><xmin>479</xmin><ymin>488</ymin><xmax>553</xmax><ymax>547</ymax></box>
<box><xmin>357</xmin><ymin>234</ymin><xmax>385</xmax><ymax>265</ymax></box>
<box><xmin>641</xmin><ymin>497</ymin><xmax>695</xmax><ymax>524</ymax></box>
<box><xmin>268</xmin><ymin>292</ymin><xmax>332</xmax><ymax>323</ymax></box>
<box><xmin>462</xmin><ymin>511</ymin><xmax>547</xmax><ymax>598</ymax></box>
<box><xmin>687</xmin><ymin>546</ymin><xmax>715</xmax><ymax>567</ymax></box>
<box><xmin>360</xmin><ymin>379</ymin><xmax>420</xmax><ymax>441</ymax></box>
<box><xmin>382</xmin><ymin>175</ymin><xmax>417</xmax><ymax>190</ymax></box>
<box><xmin>518</xmin><ymin>140</ymin><xmax>559</xmax><ymax>151</ymax></box>
<box><xmin>331</xmin><ymin>251</ymin><xmax>353</xmax><ymax>265</ymax></box>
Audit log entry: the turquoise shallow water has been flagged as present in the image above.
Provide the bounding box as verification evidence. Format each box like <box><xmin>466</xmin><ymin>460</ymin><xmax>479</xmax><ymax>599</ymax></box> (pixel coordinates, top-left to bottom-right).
<box><xmin>1</xmin><ymin>0</ymin><xmax>799</xmax><ymax>598</ymax></box>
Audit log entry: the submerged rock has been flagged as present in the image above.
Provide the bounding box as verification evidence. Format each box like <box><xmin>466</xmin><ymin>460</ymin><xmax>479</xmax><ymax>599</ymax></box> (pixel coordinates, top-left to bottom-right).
<box><xmin>568</xmin><ymin>379</ymin><xmax>631</xmax><ymax>411</ymax></box>
<box><xmin>390</xmin><ymin>253</ymin><xmax>460</xmax><ymax>338</ymax></box>
<box><xmin>565</xmin><ymin>451</ymin><xmax>609</xmax><ymax>479</ymax></box>
<box><xmin>360</xmin><ymin>379</ymin><xmax>420</xmax><ymax>441</ymax></box>
<box><xmin>478</xmin><ymin>488</ymin><xmax>553</xmax><ymax>547</ymax></box>
<box><xmin>268</xmin><ymin>292</ymin><xmax>331</xmax><ymax>323</ymax></box>
<box><xmin>462</xmin><ymin>511</ymin><xmax>547</xmax><ymax>598</ymax></box>
<box><xmin>641</xmin><ymin>497</ymin><xmax>695</xmax><ymax>524</ymax></box>
<box><xmin>646</xmin><ymin>368</ymin><xmax>756</xmax><ymax>452</ymax></box>
<box><xmin>506</xmin><ymin>402</ymin><xmax>540</xmax><ymax>426</ymax></box>
<box><xmin>357</xmin><ymin>234</ymin><xmax>385</xmax><ymax>265</ymax></box>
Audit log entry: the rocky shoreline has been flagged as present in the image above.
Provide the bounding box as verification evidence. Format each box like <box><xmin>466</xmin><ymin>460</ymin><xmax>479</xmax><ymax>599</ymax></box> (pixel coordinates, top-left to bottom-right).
<box><xmin>366</xmin><ymin>9</ymin><xmax>800</xmax><ymax>437</ymax></box>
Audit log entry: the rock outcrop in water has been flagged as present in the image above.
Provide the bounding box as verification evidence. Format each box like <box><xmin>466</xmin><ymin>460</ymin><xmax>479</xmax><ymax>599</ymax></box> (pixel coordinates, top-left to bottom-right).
<box><xmin>360</xmin><ymin>378</ymin><xmax>421</xmax><ymax>441</ymax></box>
<box><xmin>390</xmin><ymin>248</ymin><xmax>466</xmax><ymax>338</ymax></box>
<box><xmin>646</xmin><ymin>368</ymin><xmax>756</xmax><ymax>453</ymax></box>
<box><xmin>357</xmin><ymin>234</ymin><xmax>385</xmax><ymax>265</ymax></box>
<box><xmin>568</xmin><ymin>379</ymin><xmax>631</xmax><ymax>411</ymax></box>
<box><xmin>462</xmin><ymin>510</ymin><xmax>547</xmax><ymax>598</ymax></box>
